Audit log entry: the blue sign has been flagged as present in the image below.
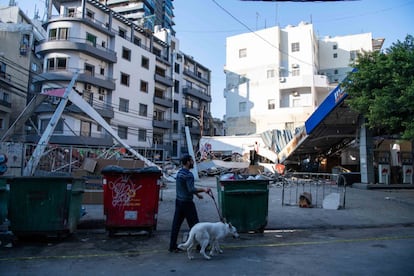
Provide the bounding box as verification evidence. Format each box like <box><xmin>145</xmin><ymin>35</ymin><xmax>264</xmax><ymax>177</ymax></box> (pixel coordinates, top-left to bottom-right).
<box><xmin>305</xmin><ymin>83</ymin><xmax>348</xmax><ymax>134</ymax></box>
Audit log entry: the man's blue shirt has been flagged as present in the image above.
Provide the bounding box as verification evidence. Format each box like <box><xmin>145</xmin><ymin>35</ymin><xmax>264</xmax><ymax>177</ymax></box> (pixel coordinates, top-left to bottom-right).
<box><xmin>176</xmin><ymin>168</ymin><xmax>197</xmax><ymax>201</ymax></box>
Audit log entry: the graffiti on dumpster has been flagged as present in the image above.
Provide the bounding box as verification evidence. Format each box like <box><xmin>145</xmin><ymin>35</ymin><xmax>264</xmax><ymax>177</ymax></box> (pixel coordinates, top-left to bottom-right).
<box><xmin>107</xmin><ymin>175</ymin><xmax>142</xmax><ymax>207</ymax></box>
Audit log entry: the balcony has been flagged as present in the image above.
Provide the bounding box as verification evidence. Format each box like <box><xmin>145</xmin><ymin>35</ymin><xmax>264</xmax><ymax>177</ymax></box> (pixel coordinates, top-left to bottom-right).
<box><xmin>24</xmin><ymin>132</ymin><xmax>114</xmax><ymax>147</ymax></box>
<box><xmin>0</xmin><ymin>99</ymin><xmax>11</xmax><ymax>109</ymax></box>
<box><xmin>153</xmin><ymin>119</ymin><xmax>171</xmax><ymax>129</ymax></box>
<box><xmin>183</xmin><ymin>86</ymin><xmax>211</xmax><ymax>102</ymax></box>
<box><xmin>154</xmin><ymin>74</ymin><xmax>173</xmax><ymax>87</ymax></box>
<box><xmin>35</xmin><ymin>99</ymin><xmax>114</xmax><ymax>119</ymax></box>
<box><xmin>279</xmin><ymin>75</ymin><xmax>329</xmax><ymax>90</ymax></box>
<box><xmin>36</xmin><ymin>38</ymin><xmax>117</xmax><ymax>63</ymax></box>
<box><xmin>182</xmin><ymin>107</ymin><xmax>201</xmax><ymax>117</ymax></box>
<box><xmin>183</xmin><ymin>69</ymin><xmax>209</xmax><ymax>85</ymax></box>
<box><xmin>33</xmin><ymin>71</ymin><xmax>115</xmax><ymax>91</ymax></box>
<box><xmin>182</xmin><ymin>126</ymin><xmax>200</xmax><ymax>136</ymax></box>
<box><xmin>153</xmin><ymin>96</ymin><xmax>173</xmax><ymax>108</ymax></box>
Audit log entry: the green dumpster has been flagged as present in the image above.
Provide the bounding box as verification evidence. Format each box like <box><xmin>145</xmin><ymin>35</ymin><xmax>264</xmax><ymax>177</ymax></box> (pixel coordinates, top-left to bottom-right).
<box><xmin>216</xmin><ymin>176</ymin><xmax>270</xmax><ymax>233</ymax></box>
<box><xmin>7</xmin><ymin>176</ymin><xmax>85</xmax><ymax>238</ymax></box>
<box><xmin>0</xmin><ymin>177</ymin><xmax>9</xmax><ymax>224</ymax></box>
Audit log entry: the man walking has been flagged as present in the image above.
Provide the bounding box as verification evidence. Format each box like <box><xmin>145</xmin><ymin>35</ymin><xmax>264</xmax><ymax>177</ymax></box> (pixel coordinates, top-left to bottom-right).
<box><xmin>169</xmin><ymin>154</ymin><xmax>211</xmax><ymax>252</ymax></box>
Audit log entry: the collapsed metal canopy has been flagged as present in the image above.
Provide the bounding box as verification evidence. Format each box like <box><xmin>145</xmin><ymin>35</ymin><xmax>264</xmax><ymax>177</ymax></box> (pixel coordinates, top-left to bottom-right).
<box><xmin>277</xmin><ymin>79</ymin><xmax>360</xmax><ymax>163</ymax></box>
<box><xmin>287</xmin><ymin>100</ymin><xmax>359</xmax><ymax>161</ymax></box>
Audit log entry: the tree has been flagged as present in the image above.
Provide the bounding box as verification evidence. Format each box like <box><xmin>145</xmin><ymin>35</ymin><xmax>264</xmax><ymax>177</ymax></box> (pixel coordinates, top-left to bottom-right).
<box><xmin>342</xmin><ymin>35</ymin><xmax>414</xmax><ymax>140</ymax></box>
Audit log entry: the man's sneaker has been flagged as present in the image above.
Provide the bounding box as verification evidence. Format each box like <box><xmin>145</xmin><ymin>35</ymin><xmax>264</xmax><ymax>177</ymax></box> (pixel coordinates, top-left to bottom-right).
<box><xmin>168</xmin><ymin>248</ymin><xmax>185</xmax><ymax>253</ymax></box>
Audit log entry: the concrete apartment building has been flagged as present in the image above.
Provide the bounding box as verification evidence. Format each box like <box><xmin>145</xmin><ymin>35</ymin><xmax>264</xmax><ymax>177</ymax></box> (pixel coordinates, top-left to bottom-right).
<box><xmin>0</xmin><ymin>0</ymin><xmax>211</xmax><ymax>162</ymax></box>
<box><xmin>101</xmin><ymin>0</ymin><xmax>175</xmax><ymax>35</ymax></box>
<box><xmin>224</xmin><ymin>22</ymin><xmax>382</xmax><ymax>136</ymax></box>
<box><xmin>0</xmin><ymin>6</ymin><xmax>45</xmax><ymax>139</ymax></box>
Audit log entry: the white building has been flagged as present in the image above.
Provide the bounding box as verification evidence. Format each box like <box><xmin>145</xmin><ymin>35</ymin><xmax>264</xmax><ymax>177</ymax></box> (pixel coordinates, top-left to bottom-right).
<box><xmin>224</xmin><ymin>22</ymin><xmax>382</xmax><ymax>136</ymax></box>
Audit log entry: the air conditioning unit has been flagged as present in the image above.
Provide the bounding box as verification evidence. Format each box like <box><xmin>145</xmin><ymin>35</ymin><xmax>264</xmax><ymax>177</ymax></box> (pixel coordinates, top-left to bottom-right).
<box><xmin>292</xmin><ymin>64</ymin><xmax>299</xmax><ymax>68</ymax></box>
<box><xmin>279</xmin><ymin>77</ymin><xmax>286</xmax><ymax>83</ymax></box>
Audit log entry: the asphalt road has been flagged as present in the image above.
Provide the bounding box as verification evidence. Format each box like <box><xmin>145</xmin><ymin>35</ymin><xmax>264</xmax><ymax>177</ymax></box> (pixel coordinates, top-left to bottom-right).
<box><xmin>1</xmin><ymin>225</ymin><xmax>413</xmax><ymax>276</ymax></box>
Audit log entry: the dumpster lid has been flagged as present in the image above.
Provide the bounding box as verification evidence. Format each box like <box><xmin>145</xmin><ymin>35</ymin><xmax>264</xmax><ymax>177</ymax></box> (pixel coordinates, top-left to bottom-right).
<box><xmin>101</xmin><ymin>165</ymin><xmax>162</xmax><ymax>175</ymax></box>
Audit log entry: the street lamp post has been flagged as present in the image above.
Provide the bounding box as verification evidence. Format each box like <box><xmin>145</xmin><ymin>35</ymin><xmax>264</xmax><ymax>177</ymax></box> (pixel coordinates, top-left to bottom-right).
<box><xmin>185</xmin><ymin>114</ymin><xmax>203</xmax><ymax>182</ymax></box>
<box><xmin>185</xmin><ymin>114</ymin><xmax>203</xmax><ymax>139</ymax></box>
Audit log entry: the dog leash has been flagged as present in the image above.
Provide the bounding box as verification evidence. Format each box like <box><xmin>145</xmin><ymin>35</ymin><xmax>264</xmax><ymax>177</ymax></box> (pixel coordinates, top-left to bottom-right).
<box><xmin>207</xmin><ymin>190</ymin><xmax>225</xmax><ymax>222</ymax></box>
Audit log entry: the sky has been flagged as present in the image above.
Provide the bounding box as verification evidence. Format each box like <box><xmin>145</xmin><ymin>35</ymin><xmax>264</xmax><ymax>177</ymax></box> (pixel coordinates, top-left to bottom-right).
<box><xmin>4</xmin><ymin>0</ymin><xmax>414</xmax><ymax>119</ymax></box>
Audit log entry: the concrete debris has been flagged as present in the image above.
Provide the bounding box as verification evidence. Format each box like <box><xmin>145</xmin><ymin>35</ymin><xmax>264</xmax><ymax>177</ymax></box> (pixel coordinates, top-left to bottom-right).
<box><xmin>322</xmin><ymin>193</ymin><xmax>341</xmax><ymax>210</ymax></box>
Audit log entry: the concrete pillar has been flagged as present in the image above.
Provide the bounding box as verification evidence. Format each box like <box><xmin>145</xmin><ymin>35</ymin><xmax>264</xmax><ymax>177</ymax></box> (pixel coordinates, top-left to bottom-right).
<box><xmin>359</xmin><ymin>118</ymin><xmax>375</xmax><ymax>184</ymax></box>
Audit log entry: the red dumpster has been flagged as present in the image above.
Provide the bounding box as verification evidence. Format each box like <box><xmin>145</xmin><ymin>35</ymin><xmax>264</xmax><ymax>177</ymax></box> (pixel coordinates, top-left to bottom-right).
<box><xmin>101</xmin><ymin>165</ymin><xmax>162</xmax><ymax>236</ymax></box>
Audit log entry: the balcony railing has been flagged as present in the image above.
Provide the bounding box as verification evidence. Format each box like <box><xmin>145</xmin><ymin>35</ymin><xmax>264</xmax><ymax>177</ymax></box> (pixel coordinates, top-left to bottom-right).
<box><xmin>183</xmin><ymin>69</ymin><xmax>210</xmax><ymax>85</ymax></box>
<box><xmin>183</xmin><ymin>86</ymin><xmax>211</xmax><ymax>102</ymax></box>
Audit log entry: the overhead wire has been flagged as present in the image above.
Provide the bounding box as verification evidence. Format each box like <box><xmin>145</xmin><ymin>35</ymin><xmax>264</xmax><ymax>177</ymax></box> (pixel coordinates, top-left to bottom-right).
<box><xmin>211</xmin><ymin>0</ymin><xmax>314</xmax><ymax>67</ymax></box>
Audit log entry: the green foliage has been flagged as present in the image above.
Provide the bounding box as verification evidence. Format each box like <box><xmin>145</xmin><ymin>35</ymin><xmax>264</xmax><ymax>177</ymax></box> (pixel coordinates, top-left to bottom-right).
<box><xmin>343</xmin><ymin>35</ymin><xmax>414</xmax><ymax>140</ymax></box>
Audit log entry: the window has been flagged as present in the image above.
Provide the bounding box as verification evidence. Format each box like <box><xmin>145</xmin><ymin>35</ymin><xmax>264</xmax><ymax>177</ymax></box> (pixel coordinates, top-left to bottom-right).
<box><xmin>31</xmin><ymin>62</ymin><xmax>38</xmax><ymax>72</ymax></box>
<box><xmin>133</xmin><ymin>36</ymin><xmax>141</xmax><ymax>46</ymax></box>
<box><xmin>173</xmin><ymin>120</ymin><xmax>178</xmax><ymax>133</ymax></box>
<box><xmin>267</xmin><ymin>69</ymin><xmax>275</xmax><ymax>78</ymax></box>
<box><xmin>0</xmin><ymin>118</ymin><xmax>3</xmax><ymax>129</ymax></box>
<box><xmin>98</xmin><ymin>88</ymin><xmax>105</xmax><ymax>101</ymax></box>
<box><xmin>49</xmin><ymin>29</ymin><xmax>57</xmax><ymax>40</ymax></box>
<box><xmin>47</xmin><ymin>57</ymin><xmax>67</xmax><ymax>70</ymax></box>
<box><xmin>40</xmin><ymin>119</ymin><xmax>63</xmax><ymax>133</ymax></box>
<box><xmin>333</xmin><ymin>53</ymin><xmax>338</xmax><ymax>58</ymax></box>
<box><xmin>138</xmin><ymin>129</ymin><xmax>147</xmax><ymax>141</ymax></box>
<box><xmin>67</xmin><ymin>8</ymin><xmax>75</xmax><ymax>17</ymax></box>
<box><xmin>140</xmin><ymin>80</ymin><xmax>148</xmax><ymax>92</ymax></box>
<box><xmin>333</xmin><ymin>44</ymin><xmax>338</xmax><ymax>50</ymax></box>
<box><xmin>155</xmin><ymin>88</ymin><xmax>164</xmax><ymax>99</ymax></box>
<box><xmin>122</xmin><ymin>47</ymin><xmax>131</xmax><ymax>61</ymax></box>
<box><xmin>174</xmin><ymin>80</ymin><xmax>179</xmax><ymax>93</ymax></box>
<box><xmin>174</xmin><ymin>63</ymin><xmax>180</xmax><ymax>73</ymax></box>
<box><xmin>239</xmin><ymin>101</ymin><xmax>246</xmax><ymax>112</ymax></box>
<box><xmin>119</xmin><ymin>98</ymin><xmax>129</xmax><ymax>112</ymax></box>
<box><xmin>291</xmin><ymin>42</ymin><xmax>300</xmax><ymax>52</ymax></box>
<box><xmin>57</xmin><ymin>58</ymin><xmax>66</xmax><ymax>69</ymax></box>
<box><xmin>84</xmin><ymin>63</ymin><xmax>94</xmax><ymax>76</ymax></box>
<box><xmin>86</xmin><ymin>9</ymin><xmax>94</xmax><ymax>20</ymax></box>
<box><xmin>59</xmin><ymin>28</ymin><xmax>69</xmax><ymax>40</ymax></box>
<box><xmin>173</xmin><ymin>100</ymin><xmax>179</xmax><ymax>113</ymax></box>
<box><xmin>1</xmin><ymin>93</ymin><xmax>9</xmax><ymax>102</ymax></box>
<box><xmin>118</xmin><ymin>125</ymin><xmax>128</xmax><ymax>139</ymax></box>
<box><xmin>350</xmin><ymin>50</ymin><xmax>358</xmax><ymax>61</ymax></box>
<box><xmin>80</xmin><ymin>121</ymin><xmax>91</xmax><ymax>137</ymax></box>
<box><xmin>153</xmin><ymin>133</ymin><xmax>163</xmax><ymax>145</ymax></box>
<box><xmin>119</xmin><ymin>28</ymin><xmax>126</xmax><ymax>38</ymax></box>
<box><xmin>239</xmin><ymin>48</ymin><xmax>247</xmax><ymax>58</ymax></box>
<box><xmin>139</xmin><ymin>103</ymin><xmax>148</xmax><ymax>117</ymax></box>
<box><xmin>120</xmin><ymin>72</ymin><xmax>130</xmax><ymax>86</ymax></box>
<box><xmin>84</xmin><ymin>83</ymin><xmax>92</xmax><ymax>91</ymax></box>
<box><xmin>268</xmin><ymin>99</ymin><xmax>275</xmax><ymax>110</ymax></box>
<box><xmin>141</xmin><ymin>56</ymin><xmax>149</xmax><ymax>69</ymax></box>
<box><xmin>153</xmin><ymin>47</ymin><xmax>161</xmax><ymax>57</ymax></box>
<box><xmin>334</xmin><ymin>69</ymin><xmax>338</xmax><ymax>74</ymax></box>
<box><xmin>292</xmin><ymin>98</ymin><xmax>301</xmax><ymax>107</ymax></box>
<box><xmin>285</xmin><ymin>122</ymin><xmax>294</xmax><ymax>130</ymax></box>
<box><xmin>86</xmin><ymin>32</ymin><xmax>96</xmax><ymax>46</ymax></box>
<box><xmin>292</xmin><ymin>69</ymin><xmax>300</xmax><ymax>76</ymax></box>
<box><xmin>155</xmin><ymin>66</ymin><xmax>165</xmax><ymax>77</ymax></box>
<box><xmin>100</xmin><ymin>67</ymin><xmax>105</xmax><ymax>75</ymax></box>
<box><xmin>172</xmin><ymin>140</ymin><xmax>178</xmax><ymax>157</ymax></box>
<box><xmin>153</xmin><ymin>109</ymin><xmax>164</xmax><ymax>121</ymax></box>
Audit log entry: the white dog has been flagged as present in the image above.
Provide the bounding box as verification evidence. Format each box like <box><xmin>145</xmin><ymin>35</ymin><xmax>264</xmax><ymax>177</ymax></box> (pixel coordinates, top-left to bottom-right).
<box><xmin>178</xmin><ymin>221</ymin><xmax>239</xmax><ymax>260</ymax></box>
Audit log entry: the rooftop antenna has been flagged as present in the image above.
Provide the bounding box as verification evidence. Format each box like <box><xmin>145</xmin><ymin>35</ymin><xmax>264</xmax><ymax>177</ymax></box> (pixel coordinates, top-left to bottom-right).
<box><xmin>256</xmin><ymin>12</ymin><xmax>259</xmax><ymax>30</ymax></box>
